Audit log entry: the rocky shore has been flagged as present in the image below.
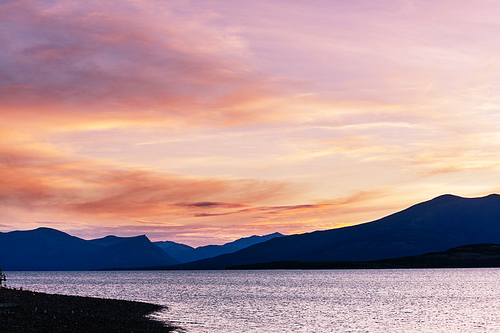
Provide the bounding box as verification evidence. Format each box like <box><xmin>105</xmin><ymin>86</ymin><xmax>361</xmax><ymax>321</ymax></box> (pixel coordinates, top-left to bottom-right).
<box><xmin>0</xmin><ymin>287</ymin><xmax>180</xmax><ymax>333</ymax></box>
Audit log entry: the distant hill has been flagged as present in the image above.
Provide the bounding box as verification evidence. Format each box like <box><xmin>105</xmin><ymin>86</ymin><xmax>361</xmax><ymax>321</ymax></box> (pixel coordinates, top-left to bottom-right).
<box><xmin>154</xmin><ymin>232</ymin><xmax>284</xmax><ymax>263</ymax></box>
<box><xmin>226</xmin><ymin>243</ymin><xmax>500</xmax><ymax>269</ymax></box>
<box><xmin>153</xmin><ymin>241</ymin><xmax>195</xmax><ymax>263</ymax></box>
<box><xmin>168</xmin><ymin>194</ymin><xmax>500</xmax><ymax>269</ymax></box>
<box><xmin>0</xmin><ymin>228</ymin><xmax>179</xmax><ymax>270</ymax></box>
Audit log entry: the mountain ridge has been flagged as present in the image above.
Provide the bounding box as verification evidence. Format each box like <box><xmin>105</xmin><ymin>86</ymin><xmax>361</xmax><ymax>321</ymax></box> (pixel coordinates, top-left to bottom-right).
<box><xmin>0</xmin><ymin>227</ymin><xmax>179</xmax><ymax>270</ymax></box>
<box><xmin>166</xmin><ymin>194</ymin><xmax>500</xmax><ymax>269</ymax></box>
<box><xmin>154</xmin><ymin>232</ymin><xmax>284</xmax><ymax>263</ymax></box>
<box><xmin>2</xmin><ymin>194</ymin><xmax>500</xmax><ymax>270</ymax></box>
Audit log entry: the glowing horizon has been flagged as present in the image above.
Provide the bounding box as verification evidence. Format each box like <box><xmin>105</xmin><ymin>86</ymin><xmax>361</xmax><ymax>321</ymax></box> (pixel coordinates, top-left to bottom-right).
<box><xmin>1</xmin><ymin>0</ymin><xmax>500</xmax><ymax>246</ymax></box>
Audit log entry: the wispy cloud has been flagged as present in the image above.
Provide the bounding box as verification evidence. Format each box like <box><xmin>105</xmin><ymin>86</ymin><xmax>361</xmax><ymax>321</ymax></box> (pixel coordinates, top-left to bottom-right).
<box><xmin>191</xmin><ymin>204</ymin><xmax>331</xmax><ymax>218</ymax></box>
<box><xmin>0</xmin><ymin>147</ymin><xmax>297</xmax><ymax>215</ymax></box>
<box><xmin>0</xmin><ymin>0</ymin><xmax>286</xmax><ymax>129</ymax></box>
<box><xmin>176</xmin><ymin>202</ymin><xmax>248</xmax><ymax>209</ymax></box>
<box><xmin>1</xmin><ymin>0</ymin><xmax>500</xmax><ymax>245</ymax></box>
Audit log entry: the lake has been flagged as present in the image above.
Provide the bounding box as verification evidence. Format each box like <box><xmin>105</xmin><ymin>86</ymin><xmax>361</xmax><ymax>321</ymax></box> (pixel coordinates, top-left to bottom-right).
<box><xmin>6</xmin><ymin>269</ymin><xmax>500</xmax><ymax>332</ymax></box>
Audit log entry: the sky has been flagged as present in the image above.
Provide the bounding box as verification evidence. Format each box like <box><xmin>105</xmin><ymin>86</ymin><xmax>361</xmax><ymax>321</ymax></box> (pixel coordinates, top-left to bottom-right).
<box><xmin>1</xmin><ymin>0</ymin><xmax>500</xmax><ymax>246</ymax></box>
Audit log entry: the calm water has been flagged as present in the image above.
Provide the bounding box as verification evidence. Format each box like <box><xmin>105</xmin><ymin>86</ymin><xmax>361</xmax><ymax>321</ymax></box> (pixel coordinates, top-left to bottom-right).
<box><xmin>6</xmin><ymin>269</ymin><xmax>500</xmax><ymax>332</ymax></box>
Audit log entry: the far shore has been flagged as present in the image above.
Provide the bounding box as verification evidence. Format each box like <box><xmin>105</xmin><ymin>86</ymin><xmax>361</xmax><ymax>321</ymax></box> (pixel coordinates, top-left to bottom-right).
<box><xmin>0</xmin><ymin>287</ymin><xmax>181</xmax><ymax>333</ymax></box>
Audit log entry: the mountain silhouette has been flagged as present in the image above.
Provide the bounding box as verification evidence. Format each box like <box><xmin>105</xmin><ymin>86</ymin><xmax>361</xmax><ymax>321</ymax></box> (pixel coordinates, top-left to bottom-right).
<box><xmin>0</xmin><ymin>227</ymin><xmax>179</xmax><ymax>270</ymax></box>
<box><xmin>154</xmin><ymin>232</ymin><xmax>283</xmax><ymax>263</ymax></box>
<box><xmin>169</xmin><ymin>194</ymin><xmax>500</xmax><ymax>269</ymax></box>
<box><xmin>226</xmin><ymin>243</ymin><xmax>500</xmax><ymax>269</ymax></box>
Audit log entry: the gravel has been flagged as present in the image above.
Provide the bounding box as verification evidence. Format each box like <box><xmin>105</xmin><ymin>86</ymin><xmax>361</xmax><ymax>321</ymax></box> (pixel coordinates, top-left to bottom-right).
<box><xmin>0</xmin><ymin>287</ymin><xmax>181</xmax><ymax>333</ymax></box>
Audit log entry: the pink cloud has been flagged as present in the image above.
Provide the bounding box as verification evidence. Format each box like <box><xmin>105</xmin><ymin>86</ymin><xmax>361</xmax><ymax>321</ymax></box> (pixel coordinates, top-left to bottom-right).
<box><xmin>0</xmin><ymin>0</ymin><xmax>286</xmax><ymax>128</ymax></box>
<box><xmin>1</xmin><ymin>0</ymin><xmax>500</xmax><ymax>247</ymax></box>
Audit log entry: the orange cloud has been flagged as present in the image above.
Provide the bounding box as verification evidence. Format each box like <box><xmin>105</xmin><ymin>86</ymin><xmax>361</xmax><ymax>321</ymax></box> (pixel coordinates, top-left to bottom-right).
<box><xmin>0</xmin><ymin>143</ymin><xmax>299</xmax><ymax>219</ymax></box>
<box><xmin>176</xmin><ymin>202</ymin><xmax>248</xmax><ymax>209</ymax></box>
<box><xmin>190</xmin><ymin>204</ymin><xmax>333</xmax><ymax>218</ymax></box>
<box><xmin>2</xmin><ymin>0</ymin><xmax>500</xmax><ymax>247</ymax></box>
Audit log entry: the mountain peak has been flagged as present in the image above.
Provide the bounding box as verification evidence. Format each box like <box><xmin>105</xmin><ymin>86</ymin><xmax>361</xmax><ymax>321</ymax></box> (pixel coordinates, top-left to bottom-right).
<box><xmin>155</xmin><ymin>231</ymin><xmax>284</xmax><ymax>263</ymax></box>
<box><xmin>432</xmin><ymin>193</ymin><xmax>460</xmax><ymax>199</ymax></box>
<box><xmin>430</xmin><ymin>193</ymin><xmax>500</xmax><ymax>201</ymax></box>
<box><xmin>171</xmin><ymin>194</ymin><xmax>500</xmax><ymax>269</ymax></box>
<box><xmin>0</xmin><ymin>228</ymin><xmax>178</xmax><ymax>270</ymax></box>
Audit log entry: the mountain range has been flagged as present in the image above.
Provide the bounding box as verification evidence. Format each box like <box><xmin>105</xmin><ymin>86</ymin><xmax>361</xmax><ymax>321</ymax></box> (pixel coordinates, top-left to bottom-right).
<box><xmin>168</xmin><ymin>194</ymin><xmax>500</xmax><ymax>269</ymax></box>
<box><xmin>2</xmin><ymin>194</ymin><xmax>500</xmax><ymax>270</ymax></box>
<box><xmin>0</xmin><ymin>228</ymin><xmax>178</xmax><ymax>270</ymax></box>
<box><xmin>154</xmin><ymin>232</ymin><xmax>283</xmax><ymax>263</ymax></box>
<box><xmin>0</xmin><ymin>228</ymin><xmax>283</xmax><ymax>270</ymax></box>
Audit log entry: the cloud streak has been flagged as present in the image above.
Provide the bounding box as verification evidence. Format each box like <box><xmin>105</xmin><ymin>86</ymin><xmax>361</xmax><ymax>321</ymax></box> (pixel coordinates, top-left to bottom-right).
<box><xmin>0</xmin><ymin>0</ymin><xmax>285</xmax><ymax>128</ymax></box>
<box><xmin>0</xmin><ymin>146</ymin><xmax>296</xmax><ymax>216</ymax></box>
<box><xmin>192</xmin><ymin>204</ymin><xmax>332</xmax><ymax>218</ymax></box>
<box><xmin>1</xmin><ymin>0</ymin><xmax>500</xmax><ymax>245</ymax></box>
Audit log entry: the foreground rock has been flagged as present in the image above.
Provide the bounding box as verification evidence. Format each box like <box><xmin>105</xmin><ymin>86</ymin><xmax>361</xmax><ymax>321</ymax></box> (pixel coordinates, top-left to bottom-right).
<box><xmin>0</xmin><ymin>288</ymin><xmax>180</xmax><ymax>333</ymax></box>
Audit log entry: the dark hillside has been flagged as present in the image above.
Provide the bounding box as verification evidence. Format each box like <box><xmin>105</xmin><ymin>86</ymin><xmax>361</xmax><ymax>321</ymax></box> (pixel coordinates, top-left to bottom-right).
<box><xmin>170</xmin><ymin>194</ymin><xmax>500</xmax><ymax>269</ymax></box>
<box><xmin>154</xmin><ymin>232</ymin><xmax>283</xmax><ymax>263</ymax></box>
<box><xmin>226</xmin><ymin>243</ymin><xmax>500</xmax><ymax>269</ymax></box>
<box><xmin>0</xmin><ymin>228</ymin><xmax>179</xmax><ymax>270</ymax></box>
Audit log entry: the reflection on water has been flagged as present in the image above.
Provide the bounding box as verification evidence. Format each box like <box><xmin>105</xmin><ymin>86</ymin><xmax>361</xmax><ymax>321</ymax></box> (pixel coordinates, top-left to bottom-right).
<box><xmin>7</xmin><ymin>269</ymin><xmax>500</xmax><ymax>332</ymax></box>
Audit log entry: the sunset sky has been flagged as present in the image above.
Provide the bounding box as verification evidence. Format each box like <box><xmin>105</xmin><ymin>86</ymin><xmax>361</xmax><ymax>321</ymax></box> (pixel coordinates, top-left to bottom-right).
<box><xmin>1</xmin><ymin>0</ymin><xmax>500</xmax><ymax>246</ymax></box>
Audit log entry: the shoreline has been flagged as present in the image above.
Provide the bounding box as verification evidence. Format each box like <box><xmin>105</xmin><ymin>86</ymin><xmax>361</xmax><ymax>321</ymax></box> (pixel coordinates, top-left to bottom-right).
<box><xmin>0</xmin><ymin>287</ymin><xmax>181</xmax><ymax>333</ymax></box>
